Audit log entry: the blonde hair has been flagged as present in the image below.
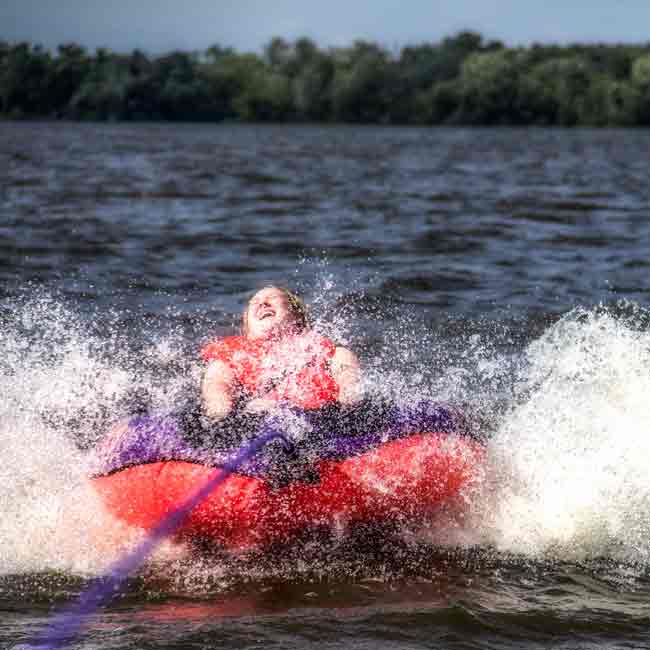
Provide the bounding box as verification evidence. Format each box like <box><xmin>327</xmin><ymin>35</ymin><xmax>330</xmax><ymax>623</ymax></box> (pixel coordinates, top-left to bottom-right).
<box><xmin>242</xmin><ymin>286</ymin><xmax>308</xmax><ymax>335</ymax></box>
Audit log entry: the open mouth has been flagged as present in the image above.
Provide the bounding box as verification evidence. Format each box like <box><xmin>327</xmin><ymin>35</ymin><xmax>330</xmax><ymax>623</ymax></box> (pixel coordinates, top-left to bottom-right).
<box><xmin>258</xmin><ymin>308</ymin><xmax>275</xmax><ymax>320</ymax></box>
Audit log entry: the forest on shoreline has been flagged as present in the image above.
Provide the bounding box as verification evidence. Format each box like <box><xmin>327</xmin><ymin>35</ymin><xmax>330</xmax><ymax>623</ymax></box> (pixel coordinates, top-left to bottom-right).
<box><xmin>3</xmin><ymin>31</ymin><xmax>650</xmax><ymax>126</ymax></box>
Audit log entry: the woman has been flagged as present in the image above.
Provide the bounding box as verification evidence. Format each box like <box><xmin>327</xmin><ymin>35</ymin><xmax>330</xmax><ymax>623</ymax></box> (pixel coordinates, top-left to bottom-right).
<box><xmin>93</xmin><ymin>291</ymin><xmax>480</xmax><ymax>550</ymax></box>
<box><xmin>200</xmin><ymin>286</ymin><xmax>362</xmax><ymax>424</ymax></box>
<box><xmin>95</xmin><ymin>286</ymin><xmax>471</xmax><ymax>496</ymax></box>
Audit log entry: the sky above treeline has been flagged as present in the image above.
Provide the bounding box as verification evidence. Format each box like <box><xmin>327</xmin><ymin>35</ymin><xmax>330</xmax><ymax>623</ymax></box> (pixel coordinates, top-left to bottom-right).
<box><xmin>2</xmin><ymin>0</ymin><xmax>650</xmax><ymax>54</ymax></box>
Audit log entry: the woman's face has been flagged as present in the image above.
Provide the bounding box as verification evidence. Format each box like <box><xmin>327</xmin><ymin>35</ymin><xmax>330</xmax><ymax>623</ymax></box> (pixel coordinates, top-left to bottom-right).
<box><xmin>245</xmin><ymin>287</ymin><xmax>299</xmax><ymax>340</ymax></box>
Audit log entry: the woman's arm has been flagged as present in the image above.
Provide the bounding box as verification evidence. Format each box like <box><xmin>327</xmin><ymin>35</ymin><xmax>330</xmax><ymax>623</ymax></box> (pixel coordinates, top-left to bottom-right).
<box><xmin>201</xmin><ymin>359</ymin><xmax>237</xmax><ymax>421</ymax></box>
<box><xmin>331</xmin><ymin>346</ymin><xmax>362</xmax><ymax>406</ymax></box>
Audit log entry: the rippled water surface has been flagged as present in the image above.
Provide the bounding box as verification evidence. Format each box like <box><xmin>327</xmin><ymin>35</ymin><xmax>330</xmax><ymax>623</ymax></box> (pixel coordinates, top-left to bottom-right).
<box><xmin>2</xmin><ymin>122</ymin><xmax>650</xmax><ymax>649</ymax></box>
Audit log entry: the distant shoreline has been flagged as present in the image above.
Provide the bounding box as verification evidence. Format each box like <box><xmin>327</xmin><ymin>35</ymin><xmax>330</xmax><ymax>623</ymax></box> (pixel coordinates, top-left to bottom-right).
<box><xmin>2</xmin><ymin>32</ymin><xmax>650</xmax><ymax>127</ymax></box>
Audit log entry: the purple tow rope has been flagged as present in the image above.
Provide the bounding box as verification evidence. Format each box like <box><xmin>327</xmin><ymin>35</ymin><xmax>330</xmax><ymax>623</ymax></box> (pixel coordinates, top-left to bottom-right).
<box><xmin>33</xmin><ymin>428</ymin><xmax>292</xmax><ymax>649</ymax></box>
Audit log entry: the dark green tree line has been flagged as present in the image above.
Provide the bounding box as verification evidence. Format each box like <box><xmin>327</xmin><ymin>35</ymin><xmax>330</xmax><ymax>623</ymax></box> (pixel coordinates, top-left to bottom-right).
<box><xmin>2</xmin><ymin>32</ymin><xmax>650</xmax><ymax>125</ymax></box>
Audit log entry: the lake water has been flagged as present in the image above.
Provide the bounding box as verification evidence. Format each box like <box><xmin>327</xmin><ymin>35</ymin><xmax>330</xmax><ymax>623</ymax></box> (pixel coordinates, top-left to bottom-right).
<box><xmin>2</xmin><ymin>122</ymin><xmax>650</xmax><ymax>649</ymax></box>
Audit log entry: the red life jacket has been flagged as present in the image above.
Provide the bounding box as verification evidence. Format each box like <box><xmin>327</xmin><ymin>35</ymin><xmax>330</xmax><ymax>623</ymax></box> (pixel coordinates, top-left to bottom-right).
<box><xmin>201</xmin><ymin>332</ymin><xmax>339</xmax><ymax>410</ymax></box>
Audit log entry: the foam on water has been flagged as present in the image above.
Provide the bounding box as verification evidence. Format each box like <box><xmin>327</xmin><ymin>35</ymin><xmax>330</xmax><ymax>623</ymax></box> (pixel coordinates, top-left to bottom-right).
<box><xmin>0</xmin><ymin>295</ymin><xmax>188</xmax><ymax>576</ymax></box>
<box><xmin>468</xmin><ymin>304</ymin><xmax>650</xmax><ymax>564</ymax></box>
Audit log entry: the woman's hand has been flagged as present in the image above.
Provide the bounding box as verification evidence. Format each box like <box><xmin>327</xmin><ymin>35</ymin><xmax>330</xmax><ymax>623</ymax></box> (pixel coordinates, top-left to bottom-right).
<box><xmin>201</xmin><ymin>360</ymin><xmax>236</xmax><ymax>421</ymax></box>
<box><xmin>244</xmin><ymin>397</ymin><xmax>278</xmax><ymax>414</ymax></box>
<box><xmin>331</xmin><ymin>346</ymin><xmax>362</xmax><ymax>405</ymax></box>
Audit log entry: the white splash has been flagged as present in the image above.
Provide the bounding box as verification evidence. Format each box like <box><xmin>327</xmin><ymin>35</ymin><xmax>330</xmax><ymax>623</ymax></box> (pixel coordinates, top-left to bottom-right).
<box><xmin>470</xmin><ymin>306</ymin><xmax>650</xmax><ymax>564</ymax></box>
<box><xmin>4</xmin><ymin>290</ymin><xmax>650</xmax><ymax>576</ymax></box>
<box><xmin>0</xmin><ymin>296</ymin><xmax>187</xmax><ymax>575</ymax></box>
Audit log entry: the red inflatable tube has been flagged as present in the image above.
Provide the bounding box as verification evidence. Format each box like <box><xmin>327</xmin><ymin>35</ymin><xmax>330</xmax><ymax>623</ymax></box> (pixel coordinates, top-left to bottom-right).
<box><xmin>93</xmin><ymin>432</ymin><xmax>483</xmax><ymax>552</ymax></box>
